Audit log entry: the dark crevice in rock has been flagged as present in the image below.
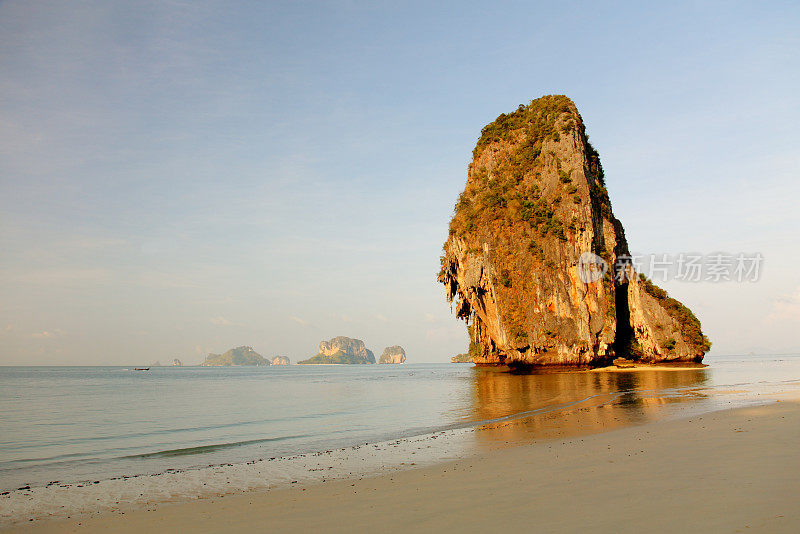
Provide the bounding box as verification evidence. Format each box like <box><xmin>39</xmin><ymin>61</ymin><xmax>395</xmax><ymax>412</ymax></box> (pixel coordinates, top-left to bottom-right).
<box><xmin>613</xmin><ymin>282</ymin><xmax>635</xmax><ymax>359</ymax></box>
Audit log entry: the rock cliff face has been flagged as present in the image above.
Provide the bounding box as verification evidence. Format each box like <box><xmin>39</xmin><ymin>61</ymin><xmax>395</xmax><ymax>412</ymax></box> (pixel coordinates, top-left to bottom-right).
<box><xmin>378</xmin><ymin>346</ymin><xmax>406</xmax><ymax>364</ymax></box>
<box><xmin>438</xmin><ymin>95</ymin><xmax>710</xmax><ymax>368</ymax></box>
<box><xmin>298</xmin><ymin>336</ymin><xmax>376</xmax><ymax>364</ymax></box>
<box><xmin>271</xmin><ymin>355</ymin><xmax>291</xmax><ymax>365</ymax></box>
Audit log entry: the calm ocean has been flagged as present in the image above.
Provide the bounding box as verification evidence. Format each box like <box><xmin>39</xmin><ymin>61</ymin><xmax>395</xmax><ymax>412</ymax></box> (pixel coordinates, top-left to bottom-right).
<box><xmin>1</xmin><ymin>355</ymin><xmax>799</xmax><ymax>493</ymax></box>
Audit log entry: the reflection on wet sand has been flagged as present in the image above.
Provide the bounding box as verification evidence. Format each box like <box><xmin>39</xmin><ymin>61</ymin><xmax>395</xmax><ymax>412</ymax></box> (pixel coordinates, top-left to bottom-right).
<box><xmin>469</xmin><ymin>367</ymin><xmax>710</xmax><ymax>446</ymax></box>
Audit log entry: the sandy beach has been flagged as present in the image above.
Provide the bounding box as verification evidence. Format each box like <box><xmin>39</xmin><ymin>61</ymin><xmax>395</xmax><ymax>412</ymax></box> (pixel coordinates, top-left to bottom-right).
<box><xmin>10</xmin><ymin>396</ymin><xmax>799</xmax><ymax>533</ymax></box>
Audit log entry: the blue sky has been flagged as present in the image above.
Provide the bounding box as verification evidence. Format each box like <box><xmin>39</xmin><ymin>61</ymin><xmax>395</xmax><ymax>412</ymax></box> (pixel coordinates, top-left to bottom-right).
<box><xmin>1</xmin><ymin>1</ymin><xmax>799</xmax><ymax>364</ymax></box>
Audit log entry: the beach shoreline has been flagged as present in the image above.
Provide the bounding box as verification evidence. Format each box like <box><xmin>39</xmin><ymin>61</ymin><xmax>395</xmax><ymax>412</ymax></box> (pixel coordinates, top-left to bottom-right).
<box><xmin>7</xmin><ymin>391</ymin><xmax>800</xmax><ymax>533</ymax></box>
<box><xmin>588</xmin><ymin>363</ymin><xmax>709</xmax><ymax>372</ymax></box>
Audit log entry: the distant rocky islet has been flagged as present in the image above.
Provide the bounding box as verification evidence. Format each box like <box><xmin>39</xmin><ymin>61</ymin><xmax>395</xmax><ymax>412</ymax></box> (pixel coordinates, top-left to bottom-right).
<box><xmin>195</xmin><ymin>338</ymin><xmax>406</xmax><ymax>366</ymax></box>
<box><xmin>299</xmin><ymin>336</ymin><xmax>376</xmax><ymax>365</ymax></box>
<box><xmin>378</xmin><ymin>346</ymin><xmax>406</xmax><ymax>364</ymax></box>
<box><xmin>201</xmin><ymin>346</ymin><xmax>271</xmax><ymax>366</ymax></box>
<box><xmin>298</xmin><ymin>337</ymin><xmax>407</xmax><ymax>365</ymax></box>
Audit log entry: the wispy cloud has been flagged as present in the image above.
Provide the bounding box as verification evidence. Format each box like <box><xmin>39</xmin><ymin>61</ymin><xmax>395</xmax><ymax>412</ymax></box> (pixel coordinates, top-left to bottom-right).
<box><xmin>425</xmin><ymin>323</ymin><xmax>465</xmax><ymax>343</ymax></box>
<box><xmin>31</xmin><ymin>328</ymin><xmax>65</xmax><ymax>339</ymax></box>
<box><xmin>424</xmin><ymin>313</ymin><xmax>440</xmax><ymax>324</ymax></box>
<box><xmin>209</xmin><ymin>316</ymin><xmax>233</xmax><ymax>326</ymax></box>
<box><xmin>767</xmin><ymin>286</ymin><xmax>800</xmax><ymax>322</ymax></box>
<box><xmin>2</xmin><ymin>268</ymin><xmax>113</xmax><ymax>286</ymax></box>
<box><xmin>289</xmin><ymin>316</ymin><xmax>311</xmax><ymax>327</ymax></box>
<box><xmin>375</xmin><ymin>313</ymin><xmax>388</xmax><ymax>323</ymax></box>
<box><xmin>67</xmin><ymin>236</ymin><xmax>128</xmax><ymax>249</ymax></box>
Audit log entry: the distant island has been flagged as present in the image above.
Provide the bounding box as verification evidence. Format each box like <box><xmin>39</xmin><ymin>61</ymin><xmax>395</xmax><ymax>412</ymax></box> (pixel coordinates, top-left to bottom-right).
<box><xmin>298</xmin><ymin>336</ymin><xmax>376</xmax><ymax>365</ymax></box>
<box><xmin>378</xmin><ymin>346</ymin><xmax>406</xmax><ymax>364</ymax></box>
<box><xmin>194</xmin><ymin>341</ymin><xmax>403</xmax><ymax>366</ymax></box>
<box><xmin>450</xmin><ymin>353</ymin><xmax>471</xmax><ymax>363</ymax></box>
<box><xmin>201</xmin><ymin>346</ymin><xmax>270</xmax><ymax>366</ymax></box>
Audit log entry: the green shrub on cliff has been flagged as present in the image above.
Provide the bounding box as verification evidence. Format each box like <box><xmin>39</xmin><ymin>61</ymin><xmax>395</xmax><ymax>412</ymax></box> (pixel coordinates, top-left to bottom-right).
<box><xmin>585</xmin><ymin>140</ymin><xmax>605</xmax><ymax>184</ymax></box>
<box><xmin>473</xmin><ymin>95</ymin><xmax>575</xmax><ymax>157</ymax></box>
<box><xmin>638</xmin><ymin>274</ymin><xmax>711</xmax><ymax>353</ymax></box>
<box><xmin>467</xmin><ymin>324</ymin><xmax>481</xmax><ymax>360</ymax></box>
<box><xmin>567</xmin><ymin>217</ymin><xmax>577</xmax><ymax>233</ymax></box>
<box><xmin>516</xmin><ymin>143</ymin><xmax>542</xmax><ymax>165</ymax></box>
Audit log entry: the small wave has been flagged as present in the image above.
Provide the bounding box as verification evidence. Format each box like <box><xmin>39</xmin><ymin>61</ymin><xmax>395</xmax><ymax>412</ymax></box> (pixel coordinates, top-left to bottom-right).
<box><xmin>124</xmin><ymin>434</ymin><xmax>311</xmax><ymax>459</ymax></box>
<box><xmin>0</xmin><ymin>409</ymin><xmax>360</xmax><ymax>452</ymax></box>
<box><xmin>0</xmin><ymin>433</ymin><xmax>312</xmax><ymax>470</ymax></box>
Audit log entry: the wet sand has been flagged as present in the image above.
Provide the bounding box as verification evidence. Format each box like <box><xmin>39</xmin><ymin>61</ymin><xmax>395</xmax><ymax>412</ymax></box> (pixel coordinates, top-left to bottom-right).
<box><xmin>12</xmin><ymin>397</ymin><xmax>800</xmax><ymax>533</ymax></box>
<box><xmin>589</xmin><ymin>363</ymin><xmax>708</xmax><ymax>372</ymax></box>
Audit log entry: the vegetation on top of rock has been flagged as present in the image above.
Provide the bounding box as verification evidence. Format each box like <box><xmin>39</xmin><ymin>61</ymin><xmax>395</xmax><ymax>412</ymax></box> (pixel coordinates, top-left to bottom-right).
<box><xmin>638</xmin><ymin>274</ymin><xmax>712</xmax><ymax>353</ymax></box>
<box><xmin>444</xmin><ymin>97</ymin><xmax>594</xmax><ymax>295</ymax></box>
<box><xmin>201</xmin><ymin>346</ymin><xmax>270</xmax><ymax>366</ymax></box>
<box><xmin>474</xmin><ymin>95</ymin><xmax>573</xmax><ymax>155</ymax></box>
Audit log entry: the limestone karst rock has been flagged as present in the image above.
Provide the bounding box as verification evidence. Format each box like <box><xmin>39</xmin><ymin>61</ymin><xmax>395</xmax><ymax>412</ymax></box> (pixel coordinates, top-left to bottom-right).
<box><xmin>298</xmin><ymin>336</ymin><xmax>376</xmax><ymax>364</ymax></box>
<box><xmin>201</xmin><ymin>346</ymin><xmax>270</xmax><ymax>366</ymax></box>
<box><xmin>271</xmin><ymin>355</ymin><xmax>291</xmax><ymax>365</ymax></box>
<box><xmin>378</xmin><ymin>346</ymin><xmax>406</xmax><ymax>364</ymax></box>
<box><xmin>438</xmin><ymin>95</ymin><xmax>710</xmax><ymax>368</ymax></box>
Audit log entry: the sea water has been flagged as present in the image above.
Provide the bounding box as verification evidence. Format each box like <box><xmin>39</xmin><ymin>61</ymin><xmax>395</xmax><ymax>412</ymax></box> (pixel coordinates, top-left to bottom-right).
<box><xmin>1</xmin><ymin>354</ymin><xmax>799</xmax><ymax>496</ymax></box>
